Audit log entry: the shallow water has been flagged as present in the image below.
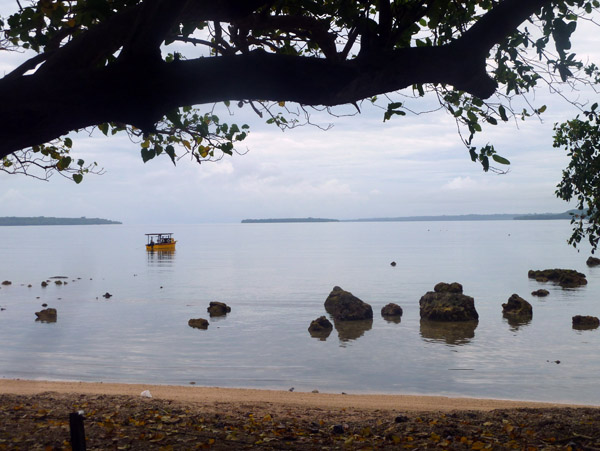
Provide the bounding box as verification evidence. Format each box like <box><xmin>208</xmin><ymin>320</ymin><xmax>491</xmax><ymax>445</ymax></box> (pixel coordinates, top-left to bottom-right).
<box><xmin>0</xmin><ymin>221</ymin><xmax>598</xmax><ymax>404</ymax></box>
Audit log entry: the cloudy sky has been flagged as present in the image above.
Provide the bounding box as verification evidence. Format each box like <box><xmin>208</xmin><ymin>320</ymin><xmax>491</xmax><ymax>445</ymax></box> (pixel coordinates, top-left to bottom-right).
<box><xmin>1</xmin><ymin>2</ymin><xmax>598</xmax><ymax>224</ymax></box>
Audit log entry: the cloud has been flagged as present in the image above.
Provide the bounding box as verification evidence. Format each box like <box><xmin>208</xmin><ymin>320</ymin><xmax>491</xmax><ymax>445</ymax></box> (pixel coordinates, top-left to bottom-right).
<box><xmin>442</xmin><ymin>176</ymin><xmax>479</xmax><ymax>191</ymax></box>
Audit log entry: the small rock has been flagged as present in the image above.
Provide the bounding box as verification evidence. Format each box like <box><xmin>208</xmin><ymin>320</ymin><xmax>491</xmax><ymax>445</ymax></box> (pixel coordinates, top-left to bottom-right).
<box><xmin>312</xmin><ymin>389</ymin><xmax>319</xmax><ymax>393</ymax></box>
<box><xmin>41</xmin><ymin>281</ymin><xmax>48</xmax><ymax>287</ymax></box>
<box><xmin>502</xmin><ymin>294</ymin><xmax>533</xmax><ymax>318</ymax></box>
<box><xmin>332</xmin><ymin>424</ymin><xmax>344</xmax><ymax>434</ymax></box>
<box><xmin>390</xmin><ymin>261</ymin><xmax>396</xmax><ymax>267</ymax></box>
<box><xmin>1</xmin><ymin>281</ymin><xmax>11</xmax><ymax>286</ymax></box>
<box><xmin>289</xmin><ymin>387</ymin><xmax>294</xmax><ymax>392</ymax></box>
<box><xmin>381</xmin><ymin>303</ymin><xmax>403</xmax><ymax>317</ymax></box>
<box><xmin>103</xmin><ymin>292</ymin><xmax>112</xmax><ymax>299</ymax></box>
<box><xmin>308</xmin><ymin>316</ymin><xmax>333</xmax><ymax>333</ymax></box>
<box><xmin>140</xmin><ymin>390</ymin><xmax>152</xmax><ymax>398</ymax></box>
<box><xmin>27</xmin><ymin>284</ymin><xmax>32</xmax><ymax>288</ymax></box>
<box><xmin>35</xmin><ymin>308</ymin><xmax>57</xmax><ymax>322</ymax></box>
<box><xmin>54</xmin><ymin>280</ymin><xmax>63</xmax><ymax>285</ymax></box>
<box><xmin>586</xmin><ymin>256</ymin><xmax>600</xmax><ymax>266</ymax></box>
<box><xmin>531</xmin><ymin>289</ymin><xmax>549</xmax><ymax>297</ymax></box>
<box><xmin>572</xmin><ymin>315</ymin><xmax>600</xmax><ymax>330</ymax></box>
<box><xmin>395</xmin><ymin>415</ymin><xmax>409</xmax><ymax>423</ymax></box>
<box><xmin>188</xmin><ymin>318</ymin><xmax>209</xmax><ymax>329</ymax></box>
<box><xmin>42</xmin><ymin>303</ymin><xmax>48</xmax><ymax>307</ymax></box>
<box><xmin>207</xmin><ymin>301</ymin><xmax>231</xmax><ymax>317</ymax></box>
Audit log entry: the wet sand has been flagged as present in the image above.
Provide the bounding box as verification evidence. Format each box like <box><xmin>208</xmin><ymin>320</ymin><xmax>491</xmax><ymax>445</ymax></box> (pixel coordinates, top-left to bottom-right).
<box><xmin>0</xmin><ymin>379</ymin><xmax>583</xmax><ymax>412</ymax></box>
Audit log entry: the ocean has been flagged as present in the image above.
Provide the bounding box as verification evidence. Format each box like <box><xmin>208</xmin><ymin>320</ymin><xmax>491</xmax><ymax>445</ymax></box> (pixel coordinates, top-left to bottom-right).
<box><xmin>0</xmin><ymin>220</ymin><xmax>598</xmax><ymax>404</ymax></box>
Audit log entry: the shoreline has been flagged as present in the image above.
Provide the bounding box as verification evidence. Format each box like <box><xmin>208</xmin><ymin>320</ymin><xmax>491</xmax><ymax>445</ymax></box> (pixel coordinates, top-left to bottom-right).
<box><xmin>0</xmin><ymin>379</ymin><xmax>588</xmax><ymax>412</ymax></box>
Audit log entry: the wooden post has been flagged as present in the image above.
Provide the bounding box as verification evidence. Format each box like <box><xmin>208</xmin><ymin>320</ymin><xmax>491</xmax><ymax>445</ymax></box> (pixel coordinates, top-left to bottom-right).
<box><xmin>69</xmin><ymin>411</ymin><xmax>86</xmax><ymax>451</ymax></box>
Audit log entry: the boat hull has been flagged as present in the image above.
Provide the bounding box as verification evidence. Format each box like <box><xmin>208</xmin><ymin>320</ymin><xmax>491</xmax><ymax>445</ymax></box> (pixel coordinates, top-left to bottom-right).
<box><xmin>146</xmin><ymin>242</ymin><xmax>176</xmax><ymax>251</ymax></box>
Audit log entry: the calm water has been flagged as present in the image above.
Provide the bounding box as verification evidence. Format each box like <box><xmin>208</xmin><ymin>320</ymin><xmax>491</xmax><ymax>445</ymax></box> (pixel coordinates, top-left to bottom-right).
<box><xmin>0</xmin><ymin>221</ymin><xmax>599</xmax><ymax>404</ymax></box>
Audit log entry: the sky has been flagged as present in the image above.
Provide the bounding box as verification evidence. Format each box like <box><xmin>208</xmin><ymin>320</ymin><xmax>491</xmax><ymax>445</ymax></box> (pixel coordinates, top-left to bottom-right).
<box><xmin>1</xmin><ymin>2</ymin><xmax>599</xmax><ymax>225</ymax></box>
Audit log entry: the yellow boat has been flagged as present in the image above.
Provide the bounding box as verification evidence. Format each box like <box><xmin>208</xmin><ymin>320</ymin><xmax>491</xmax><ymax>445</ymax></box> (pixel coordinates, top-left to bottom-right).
<box><xmin>146</xmin><ymin>233</ymin><xmax>176</xmax><ymax>251</ymax></box>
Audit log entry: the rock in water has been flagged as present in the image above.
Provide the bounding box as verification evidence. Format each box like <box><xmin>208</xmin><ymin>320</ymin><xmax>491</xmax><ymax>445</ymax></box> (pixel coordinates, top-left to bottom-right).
<box><xmin>188</xmin><ymin>318</ymin><xmax>209</xmax><ymax>329</ymax></box>
<box><xmin>308</xmin><ymin>316</ymin><xmax>333</xmax><ymax>333</ymax></box>
<box><xmin>419</xmin><ymin>282</ymin><xmax>478</xmax><ymax>321</ymax></box>
<box><xmin>207</xmin><ymin>301</ymin><xmax>231</xmax><ymax>317</ymax></box>
<box><xmin>35</xmin><ymin>308</ymin><xmax>57</xmax><ymax>322</ymax></box>
<box><xmin>324</xmin><ymin>286</ymin><xmax>373</xmax><ymax>321</ymax></box>
<box><xmin>502</xmin><ymin>294</ymin><xmax>533</xmax><ymax>318</ymax></box>
<box><xmin>531</xmin><ymin>289</ymin><xmax>549</xmax><ymax>297</ymax></box>
<box><xmin>527</xmin><ymin>269</ymin><xmax>587</xmax><ymax>288</ymax></box>
<box><xmin>381</xmin><ymin>303</ymin><xmax>403</xmax><ymax>317</ymax></box>
<box><xmin>572</xmin><ymin>315</ymin><xmax>600</xmax><ymax>330</ymax></box>
<box><xmin>586</xmin><ymin>256</ymin><xmax>600</xmax><ymax>267</ymax></box>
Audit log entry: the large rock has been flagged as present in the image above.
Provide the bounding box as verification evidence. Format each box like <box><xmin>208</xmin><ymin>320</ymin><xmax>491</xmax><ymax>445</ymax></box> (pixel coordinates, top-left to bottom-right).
<box><xmin>308</xmin><ymin>316</ymin><xmax>333</xmax><ymax>340</ymax></box>
<box><xmin>324</xmin><ymin>286</ymin><xmax>373</xmax><ymax>321</ymax></box>
<box><xmin>572</xmin><ymin>315</ymin><xmax>600</xmax><ymax>330</ymax></box>
<box><xmin>35</xmin><ymin>308</ymin><xmax>57</xmax><ymax>322</ymax></box>
<box><xmin>188</xmin><ymin>318</ymin><xmax>209</xmax><ymax>329</ymax></box>
<box><xmin>381</xmin><ymin>303</ymin><xmax>403</xmax><ymax>317</ymax></box>
<box><xmin>419</xmin><ymin>282</ymin><xmax>478</xmax><ymax>321</ymax></box>
<box><xmin>528</xmin><ymin>269</ymin><xmax>587</xmax><ymax>288</ymax></box>
<box><xmin>586</xmin><ymin>256</ymin><xmax>600</xmax><ymax>267</ymax></box>
<box><xmin>207</xmin><ymin>301</ymin><xmax>231</xmax><ymax>317</ymax></box>
<box><xmin>502</xmin><ymin>294</ymin><xmax>533</xmax><ymax>318</ymax></box>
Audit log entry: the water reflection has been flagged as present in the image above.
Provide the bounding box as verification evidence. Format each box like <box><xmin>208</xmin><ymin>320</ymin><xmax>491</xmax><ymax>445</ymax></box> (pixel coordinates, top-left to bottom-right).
<box><xmin>503</xmin><ymin>314</ymin><xmax>532</xmax><ymax>331</ymax></box>
<box><xmin>147</xmin><ymin>251</ymin><xmax>176</xmax><ymax>267</ymax></box>
<box><xmin>419</xmin><ymin>320</ymin><xmax>478</xmax><ymax>346</ymax></box>
<box><xmin>308</xmin><ymin>328</ymin><xmax>332</xmax><ymax>341</ymax></box>
<box><xmin>334</xmin><ymin>318</ymin><xmax>373</xmax><ymax>345</ymax></box>
<box><xmin>383</xmin><ymin>315</ymin><xmax>402</xmax><ymax>324</ymax></box>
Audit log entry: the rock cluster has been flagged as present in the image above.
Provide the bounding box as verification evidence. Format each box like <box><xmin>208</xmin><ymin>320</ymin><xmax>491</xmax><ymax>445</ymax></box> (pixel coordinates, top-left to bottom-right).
<box><xmin>572</xmin><ymin>315</ymin><xmax>600</xmax><ymax>330</ymax></box>
<box><xmin>324</xmin><ymin>286</ymin><xmax>373</xmax><ymax>321</ymax></box>
<box><xmin>528</xmin><ymin>269</ymin><xmax>587</xmax><ymax>288</ymax></box>
<box><xmin>207</xmin><ymin>301</ymin><xmax>231</xmax><ymax>317</ymax></box>
<box><xmin>419</xmin><ymin>282</ymin><xmax>478</xmax><ymax>321</ymax></box>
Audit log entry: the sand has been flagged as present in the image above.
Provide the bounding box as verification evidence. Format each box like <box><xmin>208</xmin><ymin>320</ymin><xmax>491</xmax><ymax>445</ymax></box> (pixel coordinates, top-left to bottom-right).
<box><xmin>0</xmin><ymin>379</ymin><xmax>583</xmax><ymax>412</ymax></box>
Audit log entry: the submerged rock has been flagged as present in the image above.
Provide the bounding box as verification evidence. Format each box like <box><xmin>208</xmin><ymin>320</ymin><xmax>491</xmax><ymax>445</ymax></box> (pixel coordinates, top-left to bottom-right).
<box><xmin>502</xmin><ymin>294</ymin><xmax>533</xmax><ymax>318</ymax></box>
<box><xmin>41</xmin><ymin>281</ymin><xmax>48</xmax><ymax>287</ymax></box>
<box><xmin>324</xmin><ymin>286</ymin><xmax>373</xmax><ymax>321</ymax></box>
<box><xmin>528</xmin><ymin>269</ymin><xmax>587</xmax><ymax>288</ymax></box>
<box><xmin>531</xmin><ymin>289</ymin><xmax>549</xmax><ymax>297</ymax></box>
<box><xmin>207</xmin><ymin>301</ymin><xmax>231</xmax><ymax>317</ymax></box>
<box><xmin>586</xmin><ymin>256</ymin><xmax>600</xmax><ymax>267</ymax></box>
<box><xmin>103</xmin><ymin>292</ymin><xmax>112</xmax><ymax>299</ymax></box>
<box><xmin>188</xmin><ymin>318</ymin><xmax>209</xmax><ymax>329</ymax></box>
<box><xmin>381</xmin><ymin>303</ymin><xmax>403</xmax><ymax>317</ymax></box>
<box><xmin>35</xmin><ymin>308</ymin><xmax>57</xmax><ymax>323</ymax></box>
<box><xmin>572</xmin><ymin>315</ymin><xmax>600</xmax><ymax>330</ymax></box>
<box><xmin>1</xmin><ymin>280</ymin><xmax>11</xmax><ymax>286</ymax></box>
<box><xmin>419</xmin><ymin>282</ymin><xmax>478</xmax><ymax>321</ymax></box>
<box><xmin>390</xmin><ymin>261</ymin><xmax>397</xmax><ymax>267</ymax></box>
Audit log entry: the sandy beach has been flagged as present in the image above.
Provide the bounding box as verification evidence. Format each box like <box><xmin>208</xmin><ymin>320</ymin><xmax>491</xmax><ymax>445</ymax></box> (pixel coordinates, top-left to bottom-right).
<box><xmin>0</xmin><ymin>379</ymin><xmax>583</xmax><ymax>412</ymax></box>
<box><xmin>2</xmin><ymin>379</ymin><xmax>599</xmax><ymax>449</ymax></box>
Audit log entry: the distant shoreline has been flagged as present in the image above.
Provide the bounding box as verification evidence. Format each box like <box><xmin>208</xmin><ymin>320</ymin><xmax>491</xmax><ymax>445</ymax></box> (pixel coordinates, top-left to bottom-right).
<box><xmin>0</xmin><ymin>216</ymin><xmax>122</xmax><ymax>226</ymax></box>
<box><xmin>241</xmin><ymin>211</ymin><xmax>579</xmax><ymax>224</ymax></box>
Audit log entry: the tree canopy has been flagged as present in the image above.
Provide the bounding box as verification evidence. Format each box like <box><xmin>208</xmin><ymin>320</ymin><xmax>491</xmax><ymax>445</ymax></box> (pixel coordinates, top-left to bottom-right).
<box><xmin>1</xmin><ymin>0</ymin><xmax>600</xmax><ymax>246</ymax></box>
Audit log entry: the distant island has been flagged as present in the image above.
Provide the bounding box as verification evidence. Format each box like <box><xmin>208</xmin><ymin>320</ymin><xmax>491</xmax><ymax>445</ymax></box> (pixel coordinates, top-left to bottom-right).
<box><xmin>241</xmin><ymin>217</ymin><xmax>339</xmax><ymax>223</ymax></box>
<box><xmin>242</xmin><ymin>210</ymin><xmax>581</xmax><ymax>224</ymax></box>
<box><xmin>0</xmin><ymin>216</ymin><xmax>122</xmax><ymax>226</ymax></box>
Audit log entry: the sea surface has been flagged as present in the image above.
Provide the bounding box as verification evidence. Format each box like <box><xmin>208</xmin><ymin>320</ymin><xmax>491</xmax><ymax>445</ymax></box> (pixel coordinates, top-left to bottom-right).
<box><xmin>0</xmin><ymin>221</ymin><xmax>599</xmax><ymax>405</ymax></box>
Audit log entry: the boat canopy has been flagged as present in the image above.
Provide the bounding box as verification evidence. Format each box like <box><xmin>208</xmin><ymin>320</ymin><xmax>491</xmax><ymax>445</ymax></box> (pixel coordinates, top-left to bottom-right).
<box><xmin>146</xmin><ymin>233</ymin><xmax>174</xmax><ymax>244</ymax></box>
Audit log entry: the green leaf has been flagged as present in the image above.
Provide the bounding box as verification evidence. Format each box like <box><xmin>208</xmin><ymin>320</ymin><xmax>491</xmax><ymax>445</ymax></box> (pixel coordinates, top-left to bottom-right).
<box><xmin>72</xmin><ymin>173</ymin><xmax>83</xmax><ymax>184</ymax></box>
<box><xmin>98</xmin><ymin>123</ymin><xmax>109</xmax><ymax>136</ymax></box>
<box><xmin>499</xmin><ymin>105</ymin><xmax>509</xmax><ymax>122</ymax></box>
<box><xmin>165</xmin><ymin>145</ymin><xmax>176</xmax><ymax>165</ymax></box>
<box><xmin>492</xmin><ymin>154</ymin><xmax>511</xmax><ymax>165</ymax></box>
<box><xmin>141</xmin><ymin>148</ymin><xmax>156</xmax><ymax>163</ymax></box>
